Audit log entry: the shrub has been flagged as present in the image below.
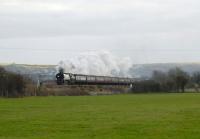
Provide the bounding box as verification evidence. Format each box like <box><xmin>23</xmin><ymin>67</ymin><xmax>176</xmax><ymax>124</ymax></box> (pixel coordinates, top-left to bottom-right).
<box><xmin>0</xmin><ymin>67</ymin><xmax>26</xmax><ymax>97</ymax></box>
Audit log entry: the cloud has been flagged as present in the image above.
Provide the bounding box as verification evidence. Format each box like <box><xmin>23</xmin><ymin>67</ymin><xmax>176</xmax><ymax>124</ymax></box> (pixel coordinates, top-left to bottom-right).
<box><xmin>1</xmin><ymin>0</ymin><xmax>198</xmax><ymax>15</ymax></box>
<box><xmin>0</xmin><ymin>1</ymin><xmax>73</xmax><ymax>13</ymax></box>
<box><xmin>0</xmin><ymin>0</ymin><xmax>200</xmax><ymax>64</ymax></box>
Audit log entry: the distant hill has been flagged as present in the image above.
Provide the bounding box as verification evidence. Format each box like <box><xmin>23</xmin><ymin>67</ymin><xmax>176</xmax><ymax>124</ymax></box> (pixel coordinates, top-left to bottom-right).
<box><xmin>130</xmin><ymin>63</ymin><xmax>200</xmax><ymax>78</ymax></box>
<box><xmin>1</xmin><ymin>63</ymin><xmax>200</xmax><ymax>81</ymax></box>
<box><xmin>1</xmin><ymin>64</ymin><xmax>57</xmax><ymax>82</ymax></box>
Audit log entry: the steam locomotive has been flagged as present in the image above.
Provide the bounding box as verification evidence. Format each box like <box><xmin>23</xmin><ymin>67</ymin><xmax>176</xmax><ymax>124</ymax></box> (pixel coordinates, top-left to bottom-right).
<box><xmin>56</xmin><ymin>72</ymin><xmax>135</xmax><ymax>86</ymax></box>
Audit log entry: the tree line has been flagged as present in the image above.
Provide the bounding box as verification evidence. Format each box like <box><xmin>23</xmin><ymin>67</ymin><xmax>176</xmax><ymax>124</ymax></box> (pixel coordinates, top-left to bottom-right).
<box><xmin>0</xmin><ymin>67</ymin><xmax>26</xmax><ymax>97</ymax></box>
<box><xmin>1</xmin><ymin>66</ymin><xmax>200</xmax><ymax>97</ymax></box>
<box><xmin>132</xmin><ymin>67</ymin><xmax>200</xmax><ymax>93</ymax></box>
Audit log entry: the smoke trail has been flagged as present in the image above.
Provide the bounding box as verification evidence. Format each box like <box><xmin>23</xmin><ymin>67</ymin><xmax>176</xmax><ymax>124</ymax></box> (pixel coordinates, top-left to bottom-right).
<box><xmin>57</xmin><ymin>51</ymin><xmax>133</xmax><ymax>77</ymax></box>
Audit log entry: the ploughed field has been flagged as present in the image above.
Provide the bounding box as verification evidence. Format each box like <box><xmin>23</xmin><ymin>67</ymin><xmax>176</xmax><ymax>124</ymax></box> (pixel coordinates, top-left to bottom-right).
<box><xmin>0</xmin><ymin>93</ymin><xmax>200</xmax><ymax>139</ymax></box>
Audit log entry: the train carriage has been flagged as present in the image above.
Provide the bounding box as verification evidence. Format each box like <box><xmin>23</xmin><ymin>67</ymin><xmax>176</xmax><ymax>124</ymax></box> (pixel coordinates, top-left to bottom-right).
<box><xmin>74</xmin><ymin>74</ymin><xmax>87</xmax><ymax>84</ymax></box>
<box><xmin>87</xmin><ymin>76</ymin><xmax>96</xmax><ymax>82</ymax></box>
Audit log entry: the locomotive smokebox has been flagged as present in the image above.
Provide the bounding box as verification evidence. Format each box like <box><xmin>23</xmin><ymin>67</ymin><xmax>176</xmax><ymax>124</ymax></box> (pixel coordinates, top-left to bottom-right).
<box><xmin>56</xmin><ymin>71</ymin><xmax>64</xmax><ymax>85</ymax></box>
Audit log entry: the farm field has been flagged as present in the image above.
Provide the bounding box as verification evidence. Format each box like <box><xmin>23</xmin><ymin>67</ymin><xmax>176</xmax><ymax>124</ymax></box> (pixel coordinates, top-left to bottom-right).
<box><xmin>0</xmin><ymin>93</ymin><xmax>200</xmax><ymax>139</ymax></box>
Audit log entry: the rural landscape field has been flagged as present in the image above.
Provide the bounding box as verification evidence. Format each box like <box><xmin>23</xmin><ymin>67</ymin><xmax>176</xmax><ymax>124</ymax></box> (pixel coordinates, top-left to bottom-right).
<box><xmin>1</xmin><ymin>0</ymin><xmax>200</xmax><ymax>138</ymax></box>
<box><xmin>1</xmin><ymin>93</ymin><xmax>200</xmax><ymax>139</ymax></box>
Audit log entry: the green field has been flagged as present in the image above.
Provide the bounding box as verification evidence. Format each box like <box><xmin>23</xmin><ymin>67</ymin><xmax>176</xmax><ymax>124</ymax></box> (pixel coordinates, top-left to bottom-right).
<box><xmin>0</xmin><ymin>93</ymin><xmax>200</xmax><ymax>139</ymax></box>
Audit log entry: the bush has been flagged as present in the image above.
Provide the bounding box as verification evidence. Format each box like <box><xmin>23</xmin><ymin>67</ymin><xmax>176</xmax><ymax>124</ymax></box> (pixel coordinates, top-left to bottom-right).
<box><xmin>0</xmin><ymin>67</ymin><xmax>26</xmax><ymax>97</ymax></box>
<box><xmin>132</xmin><ymin>80</ymin><xmax>161</xmax><ymax>93</ymax></box>
<box><xmin>132</xmin><ymin>67</ymin><xmax>190</xmax><ymax>93</ymax></box>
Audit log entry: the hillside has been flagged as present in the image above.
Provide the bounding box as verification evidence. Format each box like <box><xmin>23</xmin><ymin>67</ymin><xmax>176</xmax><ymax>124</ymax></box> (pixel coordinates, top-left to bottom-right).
<box><xmin>2</xmin><ymin>64</ymin><xmax>57</xmax><ymax>82</ymax></box>
<box><xmin>130</xmin><ymin>63</ymin><xmax>200</xmax><ymax>78</ymax></box>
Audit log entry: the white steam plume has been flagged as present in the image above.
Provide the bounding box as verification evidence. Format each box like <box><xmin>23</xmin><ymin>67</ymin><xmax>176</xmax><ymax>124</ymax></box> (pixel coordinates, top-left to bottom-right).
<box><xmin>57</xmin><ymin>51</ymin><xmax>133</xmax><ymax>77</ymax></box>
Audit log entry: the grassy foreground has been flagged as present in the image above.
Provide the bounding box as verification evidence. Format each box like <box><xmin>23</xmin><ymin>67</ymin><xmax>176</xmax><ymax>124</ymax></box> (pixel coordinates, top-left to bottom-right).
<box><xmin>0</xmin><ymin>93</ymin><xmax>200</xmax><ymax>139</ymax></box>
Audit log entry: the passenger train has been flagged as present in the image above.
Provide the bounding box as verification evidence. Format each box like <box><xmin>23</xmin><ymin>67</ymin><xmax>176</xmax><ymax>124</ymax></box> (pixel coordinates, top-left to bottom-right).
<box><xmin>56</xmin><ymin>72</ymin><xmax>135</xmax><ymax>86</ymax></box>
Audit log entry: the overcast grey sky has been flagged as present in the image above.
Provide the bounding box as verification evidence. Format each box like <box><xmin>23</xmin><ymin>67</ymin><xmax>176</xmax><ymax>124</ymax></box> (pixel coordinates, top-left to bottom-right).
<box><xmin>0</xmin><ymin>0</ymin><xmax>200</xmax><ymax>64</ymax></box>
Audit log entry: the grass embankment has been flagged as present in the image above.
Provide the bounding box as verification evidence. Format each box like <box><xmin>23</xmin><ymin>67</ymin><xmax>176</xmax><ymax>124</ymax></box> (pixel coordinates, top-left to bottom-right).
<box><xmin>0</xmin><ymin>93</ymin><xmax>200</xmax><ymax>139</ymax></box>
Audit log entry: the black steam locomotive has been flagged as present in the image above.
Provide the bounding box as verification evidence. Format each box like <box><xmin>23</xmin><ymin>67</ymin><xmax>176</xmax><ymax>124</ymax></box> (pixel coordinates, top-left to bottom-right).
<box><xmin>56</xmin><ymin>72</ymin><xmax>135</xmax><ymax>86</ymax></box>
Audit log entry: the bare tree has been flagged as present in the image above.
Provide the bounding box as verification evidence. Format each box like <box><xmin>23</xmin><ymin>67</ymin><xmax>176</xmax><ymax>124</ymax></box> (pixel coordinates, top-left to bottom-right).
<box><xmin>168</xmin><ymin>67</ymin><xmax>189</xmax><ymax>92</ymax></box>
<box><xmin>0</xmin><ymin>66</ymin><xmax>26</xmax><ymax>97</ymax></box>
